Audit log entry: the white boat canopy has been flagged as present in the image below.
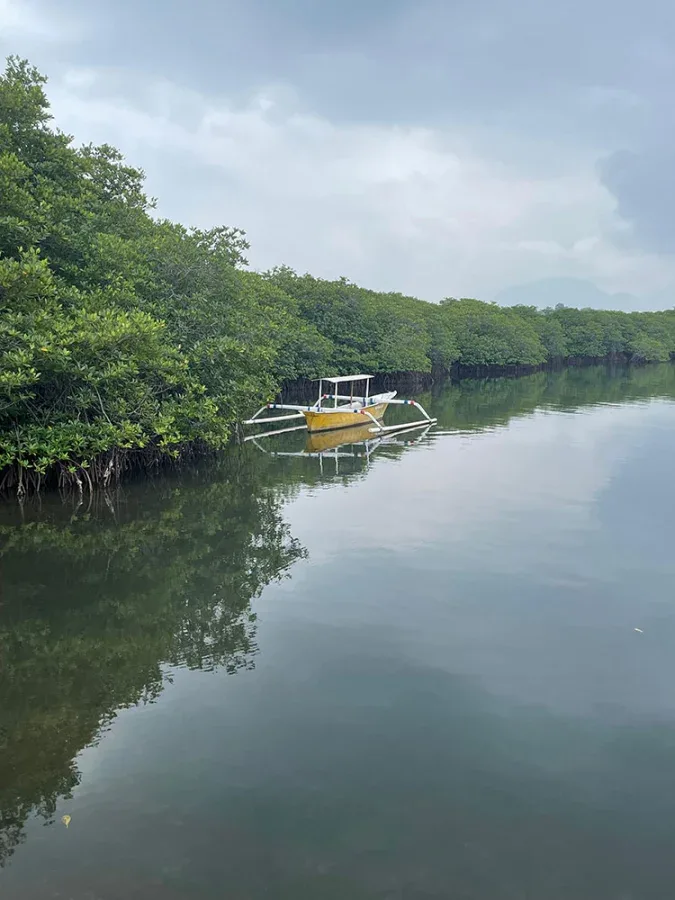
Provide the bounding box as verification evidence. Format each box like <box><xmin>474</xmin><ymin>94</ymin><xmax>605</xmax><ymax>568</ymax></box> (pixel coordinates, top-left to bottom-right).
<box><xmin>317</xmin><ymin>374</ymin><xmax>373</xmax><ymax>384</ymax></box>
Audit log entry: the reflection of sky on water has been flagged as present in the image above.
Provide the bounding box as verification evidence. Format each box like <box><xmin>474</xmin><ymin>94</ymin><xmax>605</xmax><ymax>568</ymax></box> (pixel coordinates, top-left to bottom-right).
<box><xmin>275</xmin><ymin>399</ymin><xmax>675</xmax><ymax>720</ymax></box>
<box><xmin>5</xmin><ymin>394</ymin><xmax>675</xmax><ymax>900</ymax></box>
<box><xmin>287</xmin><ymin>400</ymin><xmax>672</xmax><ymax>559</ymax></box>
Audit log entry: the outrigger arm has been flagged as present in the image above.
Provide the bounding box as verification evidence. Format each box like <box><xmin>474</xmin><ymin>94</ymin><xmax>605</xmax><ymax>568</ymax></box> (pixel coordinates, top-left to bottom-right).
<box><xmin>357</xmin><ymin>398</ymin><xmax>437</xmax><ymax>434</ymax></box>
<box><xmin>243</xmin><ymin>401</ymin><xmax>321</xmax><ymax>426</ymax></box>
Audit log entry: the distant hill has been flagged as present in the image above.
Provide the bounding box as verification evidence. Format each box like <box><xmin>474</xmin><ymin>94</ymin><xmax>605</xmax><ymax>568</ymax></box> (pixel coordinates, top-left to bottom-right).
<box><xmin>495</xmin><ymin>278</ymin><xmax>643</xmax><ymax>311</ymax></box>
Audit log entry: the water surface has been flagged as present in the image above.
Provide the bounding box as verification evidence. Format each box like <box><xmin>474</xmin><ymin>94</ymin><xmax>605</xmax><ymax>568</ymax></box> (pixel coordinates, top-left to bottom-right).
<box><xmin>2</xmin><ymin>365</ymin><xmax>675</xmax><ymax>899</ymax></box>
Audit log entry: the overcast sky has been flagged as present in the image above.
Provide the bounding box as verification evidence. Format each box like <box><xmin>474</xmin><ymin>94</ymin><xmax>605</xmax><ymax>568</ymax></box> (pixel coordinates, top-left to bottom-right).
<box><xmin>2</xmin><ymin>0</ymin><xmax>675</xmax><ymax>308</ymax></box>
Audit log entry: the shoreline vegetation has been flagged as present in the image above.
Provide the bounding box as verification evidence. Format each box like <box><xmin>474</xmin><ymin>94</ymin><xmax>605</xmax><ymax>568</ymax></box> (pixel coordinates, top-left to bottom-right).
<box><xmin>2</xmin><ymin>57</ymin><xmax>675</xmax><ymax>496</ymax></box>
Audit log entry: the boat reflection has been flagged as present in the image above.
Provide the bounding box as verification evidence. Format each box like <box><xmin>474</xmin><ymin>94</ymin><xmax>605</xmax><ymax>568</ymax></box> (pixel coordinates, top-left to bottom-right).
<box><xmin>248</xmin><ymin>421</ymin><xmax>433</xmax><ymax>476</ymax></box>
<box><xmin>305</xmin><ymin>421</ymin><xmax>379</xmax><ymax>452</ymax></box>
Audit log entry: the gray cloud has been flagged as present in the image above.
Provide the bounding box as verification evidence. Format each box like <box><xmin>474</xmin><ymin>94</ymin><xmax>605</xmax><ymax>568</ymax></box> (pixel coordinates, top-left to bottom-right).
<box><xmin>599</xmin><ymin>149</ymin><xmax>675</xmax><ymax>255</ymax></box>
<box><xmin>2</xmin><ymin>0</ymin><xmax>675</xmax><ymax>306</ymax></box>
<box><xmin>11</xmin><ymin>0</ymin><xmax>673</xmax><ymax>131</ymax></box>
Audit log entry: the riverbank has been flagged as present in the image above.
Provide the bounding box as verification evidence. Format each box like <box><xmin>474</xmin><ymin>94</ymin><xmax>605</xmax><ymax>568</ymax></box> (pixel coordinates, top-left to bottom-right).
<box><xmin>3</xmin><ymin>362</ymin><xmax>674</xmax><ymax>499</ymax></box>
<box><xmin>281</xmin><ymin>355</ymin><xmax>671</xmax><ymax>401</ymax></box>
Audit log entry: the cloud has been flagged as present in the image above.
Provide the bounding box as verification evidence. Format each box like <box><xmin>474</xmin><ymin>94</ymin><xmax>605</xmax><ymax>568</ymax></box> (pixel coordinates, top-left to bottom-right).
<box><xmin>42</xmin><ymin>65</ymin><xmax>670</xmax><ymax>303</ymax></box>
<box><xmin>11</xmin><ymin>0</ymin><xmax>671</xmax><ymax>137</ymax></box>
<box><xmin>599</xmin><ymin>149</ymin><xmax>675</xmax><ymax>255</ymax></box>
<box><xmin>4</xmin><ymin>0</ymin><xmax>675</xmax><ymax>305</ymax></box>
<box><xmin>0</xmin><ymin>0</ymin><xmax>82</xmax><ymax>43</ymax></box>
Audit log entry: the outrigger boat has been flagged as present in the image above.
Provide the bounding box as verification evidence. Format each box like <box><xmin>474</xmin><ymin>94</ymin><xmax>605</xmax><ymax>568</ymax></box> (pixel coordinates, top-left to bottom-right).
<box><xmin>243</xmin><ymin>374</ymin><xmax>437</xmax><ymax>438</ymax></box>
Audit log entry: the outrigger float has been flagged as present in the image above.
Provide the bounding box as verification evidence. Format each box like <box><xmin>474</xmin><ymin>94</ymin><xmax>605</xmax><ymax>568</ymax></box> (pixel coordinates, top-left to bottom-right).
<box><xmin>243</xmin><ymin>374</ymin><xmax>437</xmax><ymax>440</ymax></box>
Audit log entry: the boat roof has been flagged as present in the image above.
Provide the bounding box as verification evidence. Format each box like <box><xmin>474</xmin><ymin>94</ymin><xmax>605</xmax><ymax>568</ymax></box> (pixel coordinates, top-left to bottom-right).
<box><xmin>317</xmin><ymin>374</ymin><xmax>373</xmax><ymax>384</ymax></box>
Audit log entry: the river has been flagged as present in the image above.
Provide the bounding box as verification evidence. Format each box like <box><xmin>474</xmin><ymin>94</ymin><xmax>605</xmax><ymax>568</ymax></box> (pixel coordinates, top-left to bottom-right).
<box><xmin>2</xmin><ymin>364</ymin><xmax>675</xmax><ymax>899</ymax></box>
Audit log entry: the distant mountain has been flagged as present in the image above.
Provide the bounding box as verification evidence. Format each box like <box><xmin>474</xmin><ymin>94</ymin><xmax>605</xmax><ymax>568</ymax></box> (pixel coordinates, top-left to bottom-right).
<box><xmin>645</xmin><ymin>288</ymin><xmax>675</xmax><ymax>311</ymax></box>
<box><xmin>495</xmin><ymin>278</ymin><xmax>644</xmax><ymax>311</ymax></box>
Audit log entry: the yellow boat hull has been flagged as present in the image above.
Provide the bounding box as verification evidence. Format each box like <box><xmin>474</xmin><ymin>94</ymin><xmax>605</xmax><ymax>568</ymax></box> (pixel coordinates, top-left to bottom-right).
<box><xmin>303</xmin><ymin>402</ymin><xmax>389</xmax><ymax>433</ymax></box>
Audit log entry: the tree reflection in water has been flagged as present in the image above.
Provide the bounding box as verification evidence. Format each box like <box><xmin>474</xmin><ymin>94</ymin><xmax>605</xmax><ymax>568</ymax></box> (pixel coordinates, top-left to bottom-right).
<box><xmin>0</xmin><ymin>449</ymin><xmax>306</xmax><ymax>866</ymax></box>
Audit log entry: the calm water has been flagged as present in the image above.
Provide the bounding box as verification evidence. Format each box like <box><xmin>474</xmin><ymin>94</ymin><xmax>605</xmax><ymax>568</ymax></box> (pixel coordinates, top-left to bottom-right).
<box><xmin>2</xmin><ymin>365</ymin><xmax>675</xmax><ymax>900</ymax></box>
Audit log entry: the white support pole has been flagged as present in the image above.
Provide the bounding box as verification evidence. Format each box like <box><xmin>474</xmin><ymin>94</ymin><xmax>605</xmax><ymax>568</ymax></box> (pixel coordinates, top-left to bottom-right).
<box><xmin>244</xmin><ymin>401</ymin><xmax>322</xmax><ymax>426</ymax></box>
<box><xmin>243</xmin><ymin>406</ymin><xmax>268</xmax><ymax>424</ymax></box>
<box><xmin>266</xmin><ymin>403</ymin><xmax>318</xmax><ymax>411</ymax></box>
<box><xmin>356</xmin><ymin>395</ymin><xmax>436</xmax><ymax>435</ymax></box>
<box><xmin>366</xmin><ymin>418</ymin><xmax>437</xmax><ymax>435</ymax></box>
<box><xmin>242</xmin><ymin>423</ymin><xmax>307</xmax><ymax>441</ymax></box>
<box><xmin>243</xmin><ymin>411</ymin><xmax>305</xmax><ymax>425</ymax></box>
<box><xmin>359</xmin><ymin>409</ymin><xmax>383</xmax><ymax>433</ymax></box>
<box><xmin>382</xmin><ymin>398</ymin><xmax>434</xmax><ymax>421</ymax></box>
<box><xmin>413</xmin><ymin>400</ymin><xmax>433</xmax><ymax>421</ymax></box>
